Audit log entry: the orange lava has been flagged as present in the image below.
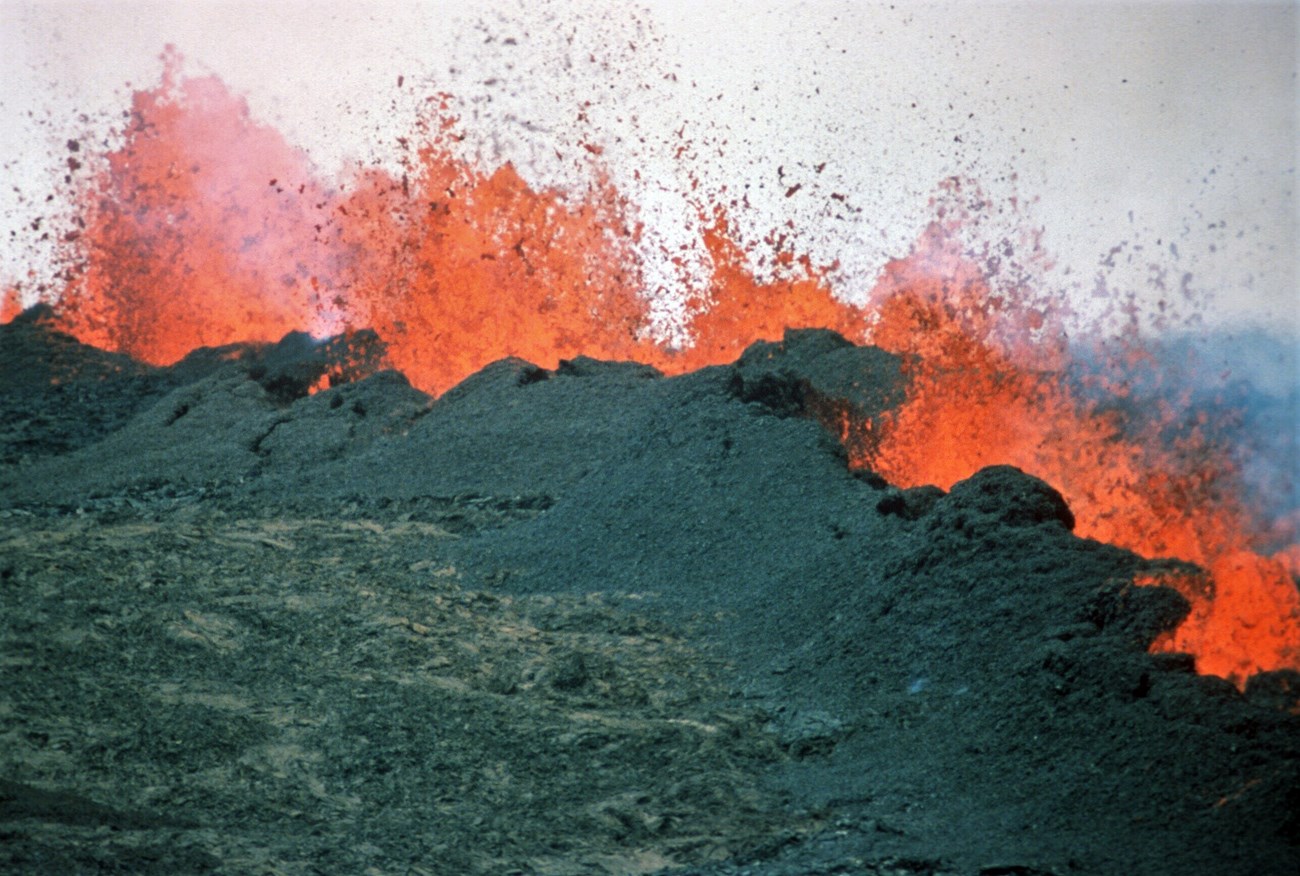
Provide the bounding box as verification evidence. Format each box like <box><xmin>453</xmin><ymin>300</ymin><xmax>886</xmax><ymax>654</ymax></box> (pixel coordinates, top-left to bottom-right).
<box><xmin>50</xmin><ymin>48</ymin><xmax>340</xmax><ymax>363</ymax></box>
<box><xmin>42</xmin><ymin>52</ymin><xmax>853</xmax><ymax>395</ymax></box>
<box><xmin>331</xmin><ymin>113</ymin><xmax>858</xmax><ymax>392</ymax></box>
<box><xmin>10</xmin><ymin>55</ymin><xmax>1298</xmax><ymax>688</ymax></box>
<box><xmin>845</xmin><ymin>220</ymin><xmax>1300</xmax><ymax>686</ymax></box>
<box><xmin>1</xmin><ymin>286</ymin><xmax>21</xmax><ymax>324</ymax></box>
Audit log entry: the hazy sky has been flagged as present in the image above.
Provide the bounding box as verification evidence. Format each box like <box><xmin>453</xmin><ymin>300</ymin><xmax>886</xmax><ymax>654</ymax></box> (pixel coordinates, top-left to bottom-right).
<box><xmin>2</xmin><ymin>0</ymin><xmax>1296</xmax><ymax>336</ymax></box>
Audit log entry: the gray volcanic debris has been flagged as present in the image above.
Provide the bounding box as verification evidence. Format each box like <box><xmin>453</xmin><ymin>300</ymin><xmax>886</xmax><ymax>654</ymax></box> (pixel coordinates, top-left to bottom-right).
<box><xmin>1</xmin><ymin>311</ymin><xmax>1297</xmax><ymax>875</ymax></box>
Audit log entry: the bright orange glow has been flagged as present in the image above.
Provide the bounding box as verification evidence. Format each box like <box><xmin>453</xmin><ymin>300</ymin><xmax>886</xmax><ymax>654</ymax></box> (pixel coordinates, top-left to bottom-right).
<box><xmin>1</xmin><ymin>286</ymin><xmax>20</xmax><ymax>324</ymax></box>
<box><xmin>324</xmin><ymin>110</ymin><xmax>653</xmax><ymax>394</ymax></box>
<box><xmin>846</xmin><ymin>222</ymin><xmax>1300</xmax><ymax>686</ymax></box>
<box><xmin>51</xmin><ymin>48</ymin><xmax>339</xmax><ymax>362</ymax></box>
<box><xmin>672</xmin><ymin>209</ymin><xmax>866</xmax><ymax>372</ymax></box>
<box><xmin>11</xmin><ymin>58</ymin><xmax>1298</xmax><ymax>689</ymax></box>
<box><xmin>1140</xmin><ymin>556</ymin><xmax>1300</xmax><ymax>683</ymax></box>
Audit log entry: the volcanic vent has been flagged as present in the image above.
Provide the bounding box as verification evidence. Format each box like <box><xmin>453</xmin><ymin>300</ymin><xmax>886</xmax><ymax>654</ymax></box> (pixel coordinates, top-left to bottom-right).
<box><xmin>2</xmin><ymin>46</ymin><xmax>1298</xmax><ymax>876</ymax></box>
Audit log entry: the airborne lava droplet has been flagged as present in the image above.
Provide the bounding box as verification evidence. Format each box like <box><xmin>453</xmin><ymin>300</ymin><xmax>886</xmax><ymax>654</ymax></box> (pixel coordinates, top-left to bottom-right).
<box><xmin>11</xmin><ymin>53</ymin><xmax>1300</xmax><ymax>688</ymax></box>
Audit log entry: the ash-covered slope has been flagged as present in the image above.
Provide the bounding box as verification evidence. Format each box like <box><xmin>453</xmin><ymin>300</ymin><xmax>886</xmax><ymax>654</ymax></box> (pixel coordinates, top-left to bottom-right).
<box><xmin>0</xmin><ymin>304</ymin><xmax>174</xmax><ymax>463</ymax></box>
<box><xmin>1</xmin><ymin>312</ymin><xmax>1297</xmax><ymax>875</ymax></box>
<box><xmin>0</xmin><ymin>309</ymin><xmax>393</xmax><ymax>493</ymax></box>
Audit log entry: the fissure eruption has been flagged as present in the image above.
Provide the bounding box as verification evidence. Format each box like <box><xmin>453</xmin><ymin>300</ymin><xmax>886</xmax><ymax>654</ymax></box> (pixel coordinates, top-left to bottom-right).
<box><xmin>4</xmin><ymin>49</ymin><xmax>1297</xmax><ymax>691</ymax></box>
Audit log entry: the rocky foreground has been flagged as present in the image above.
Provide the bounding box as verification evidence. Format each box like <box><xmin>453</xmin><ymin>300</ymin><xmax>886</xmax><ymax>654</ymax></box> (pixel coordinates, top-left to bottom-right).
<box><xmin>2</xmin><ymin>309</ymin><xmax>1297</xmax><ymax>875</ymax></box>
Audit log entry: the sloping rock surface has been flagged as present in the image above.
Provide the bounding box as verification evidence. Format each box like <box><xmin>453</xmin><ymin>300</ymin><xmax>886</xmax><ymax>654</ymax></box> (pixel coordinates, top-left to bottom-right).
<box><xmin>2</xmin><ymin>313</ymin><xmax>1297</xmax><ymax>875</ymax></box>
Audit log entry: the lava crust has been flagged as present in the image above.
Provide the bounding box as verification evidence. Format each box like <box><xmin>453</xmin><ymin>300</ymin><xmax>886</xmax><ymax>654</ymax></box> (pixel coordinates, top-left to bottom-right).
<box><xmin>1</xmin><ymin>314</ymin><xmax>1297</xmax><ymax>875</ymax></box>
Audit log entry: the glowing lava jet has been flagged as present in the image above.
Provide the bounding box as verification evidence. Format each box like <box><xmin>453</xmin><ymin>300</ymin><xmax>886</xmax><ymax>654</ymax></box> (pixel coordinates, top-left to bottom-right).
<box><xmin>9</xmin><ymin>54</ymin><xmax>1298</xmax><ymax>690</ymax></box>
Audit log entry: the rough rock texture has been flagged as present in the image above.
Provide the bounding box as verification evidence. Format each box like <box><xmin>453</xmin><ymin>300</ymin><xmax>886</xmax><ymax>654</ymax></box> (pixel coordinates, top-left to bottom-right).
<box><xmin>2</xmin><ymin>312</ymin><xmax>1297</xmax><ymax>875</ymax></box>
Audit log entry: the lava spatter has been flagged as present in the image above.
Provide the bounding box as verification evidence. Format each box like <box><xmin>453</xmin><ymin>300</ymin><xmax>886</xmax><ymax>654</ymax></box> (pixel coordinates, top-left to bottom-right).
<box><xmin>8</xmin><ymin>53</ymin><xmax>1298</xmax><ymax>688</ymax></box>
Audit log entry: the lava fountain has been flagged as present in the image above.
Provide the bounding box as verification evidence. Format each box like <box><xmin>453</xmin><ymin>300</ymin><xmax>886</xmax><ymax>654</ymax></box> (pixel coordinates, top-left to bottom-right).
<box><xmin>4</xmin><ymin>51</ymin><xmax>1297</xmax><ymax>689</ymax></box>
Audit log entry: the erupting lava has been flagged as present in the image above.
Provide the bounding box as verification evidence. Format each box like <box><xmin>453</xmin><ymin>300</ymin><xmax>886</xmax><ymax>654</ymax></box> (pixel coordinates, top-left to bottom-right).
<box><xmin>6</xmin><ymin>52</ymin><xmax>1298</xmax><ymax>689</ymax></box>
<box><xmin>840</xmin><ymin>217</ymin><xmax>1300</xmax><ymax>686</ymax></box>
<box><xmin>35</xmin><ymin>49</ymin><xmax>850</xmax><ymax>394</ymax></box>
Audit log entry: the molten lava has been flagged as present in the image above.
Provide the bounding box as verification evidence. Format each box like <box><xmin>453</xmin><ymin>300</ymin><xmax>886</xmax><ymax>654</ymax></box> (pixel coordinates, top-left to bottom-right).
<box><xmin>8</xmin><ymin>53</ymin><xmax>1298</xmax><ymax>688</ymax></box>
<box><xmin>50</xmin><ymin>50</ymin><xmax>342</xmax><ymax>363</ymax></box>
<box><xmin>843</xmin><ymin>231</ymin><xmax>1300</xmax><ymax>685</ymax></box>
<box><xmin>1</xmin><ymin>286</ymin><xmax>21</xmax><ymax>324</ymax></box>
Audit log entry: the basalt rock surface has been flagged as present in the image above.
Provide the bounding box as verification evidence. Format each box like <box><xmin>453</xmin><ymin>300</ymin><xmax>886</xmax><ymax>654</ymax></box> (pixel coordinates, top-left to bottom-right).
<box><xmin>1</xmin><ymin>311</ymin><xmax>1297</xmax><ymax>875</ymax></box>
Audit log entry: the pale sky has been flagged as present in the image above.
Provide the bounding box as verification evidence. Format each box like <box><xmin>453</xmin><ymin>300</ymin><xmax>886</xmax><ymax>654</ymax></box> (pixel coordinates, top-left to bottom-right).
<box><xmin>2</xmin><ymin>0</ymin><xmax>1296</xmax><ymax>337</ymax></box>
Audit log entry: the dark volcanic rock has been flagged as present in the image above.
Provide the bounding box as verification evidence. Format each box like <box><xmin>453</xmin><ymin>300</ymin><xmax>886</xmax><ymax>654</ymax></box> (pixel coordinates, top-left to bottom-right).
<box><xmin>732</xmin><ymin>327</ymin><xmax>906</xmax><ymax>419</ymax></box>
<box><xmin>938</xmin><ymin>463</ymin><xmax>1076</xmax><ymax>531</ymax></box>
<box><xmin>1</xmin><ymin>320</ymin><xmax>1297</xmax><ymax>876</ymax></box>
<box><xmin>246</xmin><ymin>328</ymin><xmax>388</xmax><ymax>402</ymax></box>
<box><xmin>0</xmin><ymin>315</ymin><xmax>407</xmax><ymax>504</ymax></box>
<box><xmin>875</xmin><ymin>483</ymin><xmax>945</xmax><ymax>520</ymax></box>
<box><xmin>0</xmin><ymin>305</ymin><xmax>174</xmax><ymax>462</ymax></box>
